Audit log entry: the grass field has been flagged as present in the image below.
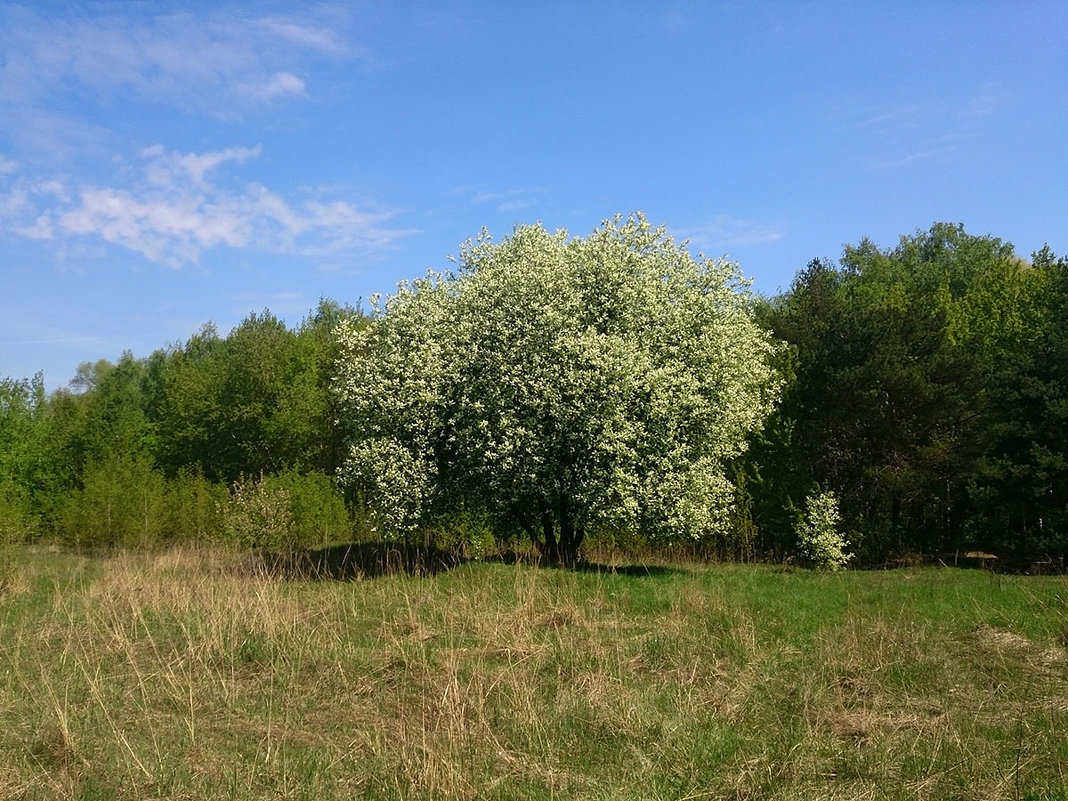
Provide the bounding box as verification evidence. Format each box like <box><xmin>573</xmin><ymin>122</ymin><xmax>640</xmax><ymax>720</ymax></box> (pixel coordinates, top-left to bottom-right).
<box><xmin>1</xmin><ymin>546</ymin><xmax>1066</xmax><ymax>800</ymax></box>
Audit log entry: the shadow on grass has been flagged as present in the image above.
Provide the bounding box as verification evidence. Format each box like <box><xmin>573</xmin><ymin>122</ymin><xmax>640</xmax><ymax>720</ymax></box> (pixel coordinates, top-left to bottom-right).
<box><xmin>490</xmin><ymin>550</ymin><xmax>687</xmax><ymax>578</ymax></box>
<box><xmin>244</xmin><ymin>544</ymin><xmax>688</xmax><ymax>581</ymax></box>
<box><xmin>575</xmin><ymin>561</ymin><xmax>687</xmax><ymax>578</ymax></box>
<box><xmin>247</xmin><ymin>542</ymin><xmax>462</xmax><ymax>580</ymax></box>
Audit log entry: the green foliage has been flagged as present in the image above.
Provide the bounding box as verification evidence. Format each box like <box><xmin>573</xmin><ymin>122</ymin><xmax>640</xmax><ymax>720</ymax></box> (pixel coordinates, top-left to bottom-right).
<box><xmin>0</xmin><ymin>299</ymin><xmax>357</xmax><ymax>550</ymax></box>
<box><xmin>0</xmin><ymin>373</ymin><xmax>43</xmax><ymax>546</ymax></box>
<box><xmin>267</xmin><ymin>469</ymin><xmax>352</xmax><ymax>549</ymax></box>
<box><xmin>165</xmin><ymin>468</ymin><xmax>228</xmax><ymax>543</ymax></box>
<box><xmin>58</xmin><ymin>453</ymin><xmax>169</xmax><ymax>549</ymax></box>
<box><xmin>219</xmin><ymin>474</ymin><xmax>295</xmax><ymax>551</ymax></box>
<box><xmin>0</xmin><ymin>478</ymin><xmax>34</xmax><ymax>544</ymax></box>
<box><xmin>795</xmin><ymin>490</ymin><xmax>851</xmax><ymax>571</ymax></box>
<box><xmin>755</xmin><ymin>224</ymin><xmax>1066</xmax><ymax>561</ymax></box>
<box><xmin>151</xmin><ymin>303</ymin><xmax>360</xmax><ymax>484</ymax></box>
<box><xmin>424</xmin><ymin>505</ymin><xmax>498</xmax><ymax>561</ymax></box>
<box><xmin>76</xmin><ymin>352</ymin><xmax>153</xmax><ymax>461</ymax></box>
<box><xmin>219</xmin><ymin>471</ymin><xmax>351</xmax><ymax>551</ymax></box>
<box><xmin>149</xmin><ymin>323</ymin><xmax>226</xmax><ymax>479</ymax></box>
<box><xmin>335</xmin><ymin>214</ymin><xmax>781</xmax><ymax>563</ymax></box>
<box><xmin>0</xmin><ymin>479</ymin><xmax>30</xmax><ymax>592</ymax></box>
<box><xmin>2</xmin><ymin>219</ymin><xmax>1064</xmax><ymax>568</ymax></box>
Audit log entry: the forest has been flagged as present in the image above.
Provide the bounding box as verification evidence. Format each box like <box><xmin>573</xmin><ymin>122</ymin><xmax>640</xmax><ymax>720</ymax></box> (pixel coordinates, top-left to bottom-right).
<box><xmin>1</xmin><ymin>220</ymin><xmax>1065</xmax><ymax>568</ymax></box>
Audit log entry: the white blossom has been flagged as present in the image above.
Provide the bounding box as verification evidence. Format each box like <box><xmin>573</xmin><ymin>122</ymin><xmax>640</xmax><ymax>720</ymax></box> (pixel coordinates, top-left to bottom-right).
<box><xmin>333</xmin><ymin>214</ymin><xmax>781</xmax><ymax>546</ymax></box>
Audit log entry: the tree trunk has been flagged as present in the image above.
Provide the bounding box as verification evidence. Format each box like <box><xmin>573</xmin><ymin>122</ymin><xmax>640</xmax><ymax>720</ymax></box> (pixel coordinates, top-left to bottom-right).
<box><xmin>555</xmin><ymin>494</ymin><xmax>585</xmax><ymax>567</ymax></box>
<box><xmin>530</xmin><ymin>496</ymin><xmax>586</xmax><ymax>567</ymax></box>
<box><xmin>558</xmin><ymin>521</ymin><xmax>585</xmax><ymax>567</ymax></box>
<box><xmin>539</xmin><ymin>506</ymin><xmax>559</xmax><ymax>565</ymax></box>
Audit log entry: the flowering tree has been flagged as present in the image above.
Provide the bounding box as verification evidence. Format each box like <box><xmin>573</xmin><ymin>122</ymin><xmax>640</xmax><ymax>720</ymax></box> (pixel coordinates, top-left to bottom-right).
<box><xmin>334</xmin><ymin>214</ymin><xmax>780</xmax><ymax>564</ymax></box>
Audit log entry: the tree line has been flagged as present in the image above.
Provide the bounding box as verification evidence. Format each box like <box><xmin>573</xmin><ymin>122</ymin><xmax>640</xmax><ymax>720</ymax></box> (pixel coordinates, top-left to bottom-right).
<box><xmin>0</xmin><ymin>301</ymin><xmax>359</xmax><ymax>551</ymax></box>
<box><xmin>1</xmin><ymin>219</ymin><xmax>1064</xmax><ymax>566</ymax></box>
<box><xmin>745</xmin><ymin>223</ymin><xmax>1067</xmax><ymax>565</ymax></box>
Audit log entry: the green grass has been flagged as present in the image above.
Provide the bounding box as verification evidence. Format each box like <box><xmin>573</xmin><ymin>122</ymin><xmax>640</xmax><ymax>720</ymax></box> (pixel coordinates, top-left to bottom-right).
<box><xmin>1</xmin><ymin>546</ymin><xmax>1066</xmax><ymax>800</ymax></box>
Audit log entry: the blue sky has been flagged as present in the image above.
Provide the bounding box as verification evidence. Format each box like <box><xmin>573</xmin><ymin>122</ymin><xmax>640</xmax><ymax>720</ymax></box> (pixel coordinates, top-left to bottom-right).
<box><xmin>2</xmin><ymin>1</ymin><xmax>1065</xmax><ymax>389</ymax></box>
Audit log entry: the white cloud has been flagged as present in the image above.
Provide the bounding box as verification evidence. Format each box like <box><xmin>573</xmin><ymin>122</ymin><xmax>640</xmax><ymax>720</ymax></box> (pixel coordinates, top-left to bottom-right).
<box><xmin>856</xmin><ymin>104</ymin><xmax>924</xmax><ymax>131</ymax></box>
<box><xmin>467</xmin><ymin>187</ymin><xmax>546</xmax><ymax>213</ymax></box>
<box><xmin>258</xmin><ymin>72</ymin><xmax>307</xmax><ymax>99</ymax></box>
<box><xmin>16</xmin><ymin>213</ymin><xmax>56</xmax><ymax>241</ymax></box>
<box><xmin>680</xmin><ymin>215</ymin><xmax>784</xmax><ymax>251</ymax></box>
<box><xmin>143</xmin><ymin>145</ymin><xmax>263</xmax><ymax>187</ymax></box>
<box><xmin>963</xmin><ymin>89</ymin><xmax>1007</xmax><ymax>119</ymax></box>
<box><xmin>0</xmin><ymin>7</ymin><xmax>356</xmax><ymax>115</ymax></box>
<box><xmin>0</xmin><ymin>177</ymin><xmax>73</xmax><ymax>239</ymax></box>
<box><xmin>0</xmin><ymin>156</ymin><xmax>18</xmax><ymax>175</ymax></box>
<box><xmin>0</xmin><ymin>185</ymin><xmax>31</xmax><ymax>219</ymax></box>
<box><xmin>258</xmin><ymin>19</ymin><xmax>347</xmax><ymax>55</ymax></box>
<box><xmin>857</xmin><ymin>88</ymin><xmax>1008</xmax><ymax>173</ymax></box>
<box><xmin>1</xmin><ymin>146</ymin><xmax>412</xmax><ymax>267</ymax></box>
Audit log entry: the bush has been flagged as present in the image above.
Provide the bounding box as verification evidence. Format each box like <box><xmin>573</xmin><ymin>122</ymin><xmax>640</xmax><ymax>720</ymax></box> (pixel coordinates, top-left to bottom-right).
<box><xmin>265</xmin><ymin>470</ymin><xmax>351</xmax><ymax>549</ymax></box>
<box><xmin>0</xmin><ymin>479</ymin><xmax>31</xmax><ymax>593</ymax></box>
<box><xmin>165</xmin><ymin>468</ymin><xmax>227</xmax><ymax>543</ymax></box>
<box><xmin>425</xmin><ymin>507</ymin><xmax>497</xmax><ymax>561</ymax></box>
<box><xmin>0</xmin><ymin>478</ymin><xmax>34</xmax><ymax>545</ymax></box>
<box><xmin>795</xmin><ymin>490</ymin><xmax>852</xmax><ymax>571</ymax></box>
<box><xmin>219</xmin><ymin>475</ymin><xmax>294</xmax><ymax>551</ymax></box>
<box><xmin>220</xmin><ymin>471</ymin><xmax>351</xmax><ymax>551</ymax></box>
<box><xmin>58</xmin><ymin>454</ymin><xmax>168</xmax><ymax>549</ymax></box>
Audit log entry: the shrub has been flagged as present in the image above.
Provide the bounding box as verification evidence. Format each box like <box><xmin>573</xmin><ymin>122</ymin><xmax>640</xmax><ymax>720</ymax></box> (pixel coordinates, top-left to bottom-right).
<box><xmin>426</xmin><ymin>507</ymin><xmax>497</xmax><ymax>561</ymax></box>
<box><xmin>265</xmin><ymin>470</ymin><xmax>351</xmax><ymax>549</ymax></box>
<box><xmin>220</xmin><ymin>471</ymin><xmax>352</xmax><ymax>551</ymax></box>
<box><xmin>58</xmin><ymin>454</ymin><xmax>168</xmax><ymax>549</ymax></box>
<box><xmin>219</xmin><ymin>475</ymin><xmax>294</xmax><ymax>551</ymax></box>
<box><xmin>0</xmin><ymin>479</ymin><xmax>30</xmax><ymax>592</ymax></box>
<box><xmin>165</xmin><ymin>468</ymin><xmax>227</xmax><ymax>543</ymax></box>
<box><xmin>0</xmin><ymin>478</ymin><xmax>33</xmax><ymax>545</ymax></box>
<box><xmin>795</xmin><ymin>490</ymin><xmax>852</xmax><ymax>571</ymax></box>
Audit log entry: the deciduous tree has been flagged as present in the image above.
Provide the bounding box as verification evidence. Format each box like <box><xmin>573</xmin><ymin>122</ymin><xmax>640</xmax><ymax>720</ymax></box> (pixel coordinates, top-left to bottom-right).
<box><xmin>334</xmin><ymin>214</ymin><xmax>780</xmax><ymax>564</ymax></box>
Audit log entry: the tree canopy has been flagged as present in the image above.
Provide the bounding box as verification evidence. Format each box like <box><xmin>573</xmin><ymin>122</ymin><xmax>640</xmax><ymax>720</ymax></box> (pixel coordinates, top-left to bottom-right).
<box><xmin>750</xmin><ymin>223</ymin><xmax>1067</xmax><ymax>561</ymax></box>
<box><xmin>333</xmin><ymin>214</ymin><xmax>780</xmax><ymax>564</ymax></box>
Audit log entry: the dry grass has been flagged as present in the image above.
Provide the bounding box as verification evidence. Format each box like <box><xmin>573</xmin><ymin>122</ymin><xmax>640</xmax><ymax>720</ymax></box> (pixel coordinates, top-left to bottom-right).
<box><xmin>0</xmin><ymin>546</ymin><xmax>1066</xmax><ymax>800</ymax></box>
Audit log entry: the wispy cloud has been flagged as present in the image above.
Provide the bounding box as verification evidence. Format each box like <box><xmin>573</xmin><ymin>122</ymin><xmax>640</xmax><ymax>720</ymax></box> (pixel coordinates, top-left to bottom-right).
<box><xmin>257</xmin><ymin>72</ymin><xmax>307</xmax><ymax>99</ymax></box>
<box><xmin>142</xmin><ymin>145</ymin><xmax>263</xmax><ymax>187</ymax></box>
<box><xmin>855</xmin><ymin>104</ymin><xmax>925</xmax><ymax>131</ymax></box>
<box><xmin>679</xmin><ymin>215</ymin><xmax>784</xmax><ymax>251</ymax></box>
<box><xmin>257</xmin><ymin>18</ymin><xmax>349</xmax><ymax>55</ymax></box>
<box><xmin>872</xmin><ymin>146</ymin><xmax>956</xmax><ymax>170</ymax></box>
<box><xmin>0</xmin><ymin>6</ymin><xmax>357</xmax><ymax>116</ymax></box>
<box><xmin>0</xmin><ymin>305</ymin><xmax>117</xmax><ymax>356</ymax></box>
<box><xmin>0</xmin><ymin>170</ymin><xmax>70</xmax><ymax>240</ymax></box>
<box><xmin>961</xmin><ymin>88</ymin><xmax>1008</xmax><ymax>119</ymax></box>
<box><xmin>859</xmin><ymin>86</ymin><xmax>1010</xmax><ymax>172</ymax></box>
<box><xmin>0</xmin><ymin>146</ymin><xmax>412</xmax><ymax>267</ymax></box>
<box><xmin>466</xmin><ymin>187</ymin><xmax>547</xmax><ymax>213</ymax></box>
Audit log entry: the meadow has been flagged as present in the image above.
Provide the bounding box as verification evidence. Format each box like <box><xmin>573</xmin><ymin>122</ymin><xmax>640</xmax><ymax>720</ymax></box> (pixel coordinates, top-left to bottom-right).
<box><xmin>1</xmin><ymin>546</ymin><xmax>1065</xmax><ymax>800</ymax></box>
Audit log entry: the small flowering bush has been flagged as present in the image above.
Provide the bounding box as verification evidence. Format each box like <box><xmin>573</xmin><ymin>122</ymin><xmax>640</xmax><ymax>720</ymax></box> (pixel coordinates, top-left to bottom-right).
<box><xmin>219</xmin><ymin>471</ymin><xmax>351</xmax><ymax>551</ymax></box>
<box><xmin>220</xmin><ymin>475</ymin><xmax>294</xmax><ymax>551</ymax></box>
<box><xmin>796</xmin><ymin>490</ymin><xmax>852</xmax><ymax>571</ymax></box>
